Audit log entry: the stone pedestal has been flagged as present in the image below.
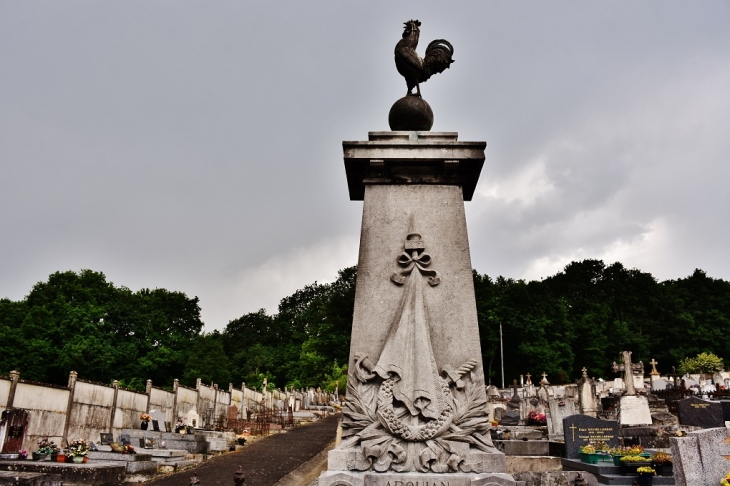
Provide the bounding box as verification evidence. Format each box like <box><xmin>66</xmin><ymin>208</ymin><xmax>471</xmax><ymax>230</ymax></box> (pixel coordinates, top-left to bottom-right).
<box><xmin>322</xmin><ymin>132</ymin><xmax>511</xmax><ymax>485</ymax></box>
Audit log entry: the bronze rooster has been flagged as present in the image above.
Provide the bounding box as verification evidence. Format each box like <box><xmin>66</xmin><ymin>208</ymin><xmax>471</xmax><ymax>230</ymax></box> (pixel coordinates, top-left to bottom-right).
<box><xmin>395</xmin><ymin>20</ymin><xmax>454</xmax><ymax>98</ymax></box>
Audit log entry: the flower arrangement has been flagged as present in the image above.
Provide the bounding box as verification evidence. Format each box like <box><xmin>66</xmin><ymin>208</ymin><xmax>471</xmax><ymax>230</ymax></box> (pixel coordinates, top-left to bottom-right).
<box><xmin>527</xmin><ymin>410</ymin><xmax>547</xmax><ymax>425</ymax></box>
<box><xmin>174</xmin><ymin>419</ymin><xmax>192</xmax><ymax>433</ymax></box>
<box><xmin>609</xmin><ymin>445</ymin><xmax>644</xmax><ymax>456</ymax></box>
<box><xmin>621</xmin><ymin>455</ymin><xmax>649</xmax><ymax>463</ymax></box>
<box><xmin>637</xmin><ymin>466</ymin><xmax>656</xmax><ymax>475</ymax></box>
<box><xmin>36</xmin><ymin>439</ymin><xmax>59</xmax><ymax>455</ymax></box>
<box><xmin>68</xmin><ymin>439</ymin><xmax>90</xmax><ymax>457</ymax></box>
<box><xmin>651</xmin><ymin>451</ymin><xmax>673</xmax><ymax>465</ymax></box>
<box><xmin>123</xmin><ymin>444</ymin><xmax>136</xmax><ymax>454</ymax></box>
<box><xmin>19</xmin><ymin>450</ymin><xmax>28</xmax><ymax>459</ymax></box>
<box><xmin>558</xmin><ymin>399</ymin><xmax>566</xmax><ymax>407</ymax></box>
<box><xmin>140</xmin><ymin>413</ymin><xmax>152</xmax><ymax>422</ymax></box>
<box><xmin>579</xmin><ymin>444</ymin><xmax>596</xmax><ymax>454</ymax></box>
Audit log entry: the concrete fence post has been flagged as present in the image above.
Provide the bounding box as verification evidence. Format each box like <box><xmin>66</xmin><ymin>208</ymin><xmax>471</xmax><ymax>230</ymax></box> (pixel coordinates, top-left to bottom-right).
<box><xmin>6</xmin><ymin>370</ymin><xmax>20</xmax><ymax>410</ymax></box>
<box><xmin>110</xmin><ymin>380</ymin><xmax>119</xmax><ymax>433</ymax></box>
<box><xmin>62</xmin><ymin>371</ymin><xmax>78</xmax><ymax>447</ymax></box>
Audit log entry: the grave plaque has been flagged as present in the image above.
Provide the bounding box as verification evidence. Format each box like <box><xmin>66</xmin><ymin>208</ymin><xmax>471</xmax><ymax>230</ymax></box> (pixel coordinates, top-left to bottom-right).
<box><xmin>0</xmin><ymin>409</ymin><xmax>29</xmax><ymax>454</ymax></box>
<box><xmin>99</xmin><ymin>433</ymin><xmax>113</xmax><ymax>445</ymax></box>
<box><xmin>165</xmin><ymin>421</ymin><xmax>172</xmax><ymax>433</ymax></box>
<box><xmin>677</xmin><ymin>396</ymin><xmax>723</xmax><ymax>428</ymax></box>
<box><xmin>563</xmin><ymin>414</ymin><xmax>619</xmax><ymax>459</ymax></box>
<box><xmin>152</xmin><ymin>420</ymin><xmax>160</xmax><ymax>432</ymax></box>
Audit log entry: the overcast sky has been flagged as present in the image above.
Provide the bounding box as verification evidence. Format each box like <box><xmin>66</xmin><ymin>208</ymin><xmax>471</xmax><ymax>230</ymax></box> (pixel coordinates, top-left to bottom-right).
<box><xmin>2</xmin><ymin>2</ymin><xmax>729</xmax><ymax>331</ymax></box>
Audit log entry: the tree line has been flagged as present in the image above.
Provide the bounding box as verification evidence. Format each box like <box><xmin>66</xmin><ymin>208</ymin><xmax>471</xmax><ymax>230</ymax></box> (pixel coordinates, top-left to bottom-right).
<box><xmin>1</xmin><ymin>261</ymin><xmax>728</xmax><ymax>392</ymax></box>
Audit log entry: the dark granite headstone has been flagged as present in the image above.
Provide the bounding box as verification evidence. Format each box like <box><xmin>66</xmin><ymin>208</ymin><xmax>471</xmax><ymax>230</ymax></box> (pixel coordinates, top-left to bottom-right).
<box><xmin>99</xmin><ymin>433</ymin><xmax>113</xmax><ymax>445</ymax></box>
<box><xmin>677</xmin><ymin>396</ymin><xmax>724</xmax><ymax>428</ymax></box>
<box><xmin>152</xmin><ymin>420</ymin><xmax>160</xmax><ymax>431</ymax></box>
<box><xmin>563</xmin><ymin>414</ymin><xmax>619</xmax><ymax>459</ymax></box>
<box><xmin>720</xmin><ymin>401</ymin><xmax>730</xmax><ymax>423</ymax></box>
<box><xmin>120</xmin><ymin>434</ymin><xmax>130</xmax><ymax>446</ymax></box>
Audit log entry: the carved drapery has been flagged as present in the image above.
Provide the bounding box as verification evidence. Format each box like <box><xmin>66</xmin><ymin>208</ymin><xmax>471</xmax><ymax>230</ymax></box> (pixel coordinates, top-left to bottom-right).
<box><xmin>341</xmin><ymin>219</ymin><xmax>496</xmax><ymax>473</ymax></box>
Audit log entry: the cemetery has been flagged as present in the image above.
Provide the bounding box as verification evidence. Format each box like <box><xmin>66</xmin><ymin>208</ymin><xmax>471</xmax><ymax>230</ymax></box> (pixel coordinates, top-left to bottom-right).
<box><xmin>1</xmin><ymin>7</ymin><xmax>730</xmax><ymax>486</ymax></box>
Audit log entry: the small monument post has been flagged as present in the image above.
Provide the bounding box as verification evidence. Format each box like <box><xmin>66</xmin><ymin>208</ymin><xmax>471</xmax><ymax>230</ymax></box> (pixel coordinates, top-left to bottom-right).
<box><xmin>319</xmin><ymin>20</ymin><xmax>513</xmax><ymax>486</ymax></box>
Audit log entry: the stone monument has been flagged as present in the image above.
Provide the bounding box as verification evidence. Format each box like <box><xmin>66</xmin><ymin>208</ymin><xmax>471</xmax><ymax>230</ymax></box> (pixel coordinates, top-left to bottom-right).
<box><xmin>319</xmin><ymin>21</ymin><xmax>512</xmax><ymax>486</ymax></box>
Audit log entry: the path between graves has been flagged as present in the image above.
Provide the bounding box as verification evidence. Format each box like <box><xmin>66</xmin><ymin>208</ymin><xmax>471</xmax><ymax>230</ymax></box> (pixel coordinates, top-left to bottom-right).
<box><xmin>143</xmin><ymin>413</ymin><xmax>340</xmax><ymax>486</ymax></box>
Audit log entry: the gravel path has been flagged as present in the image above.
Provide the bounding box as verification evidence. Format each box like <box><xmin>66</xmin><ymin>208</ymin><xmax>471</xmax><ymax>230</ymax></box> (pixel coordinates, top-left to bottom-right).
<box><xmin>143</xmin><ymin>414</ymin><xmax>339</xmax><ymax>486</ymax></box>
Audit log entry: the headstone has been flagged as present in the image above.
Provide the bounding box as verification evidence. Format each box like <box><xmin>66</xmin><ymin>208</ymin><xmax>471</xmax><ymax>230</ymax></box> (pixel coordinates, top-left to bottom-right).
<box><xmin>677</xmin><ymin>396</ymin><xmax>724</xmax><ymax>428</ymax></box>
<box><xmin>501</xmin><ymin>410</ymin><xmax>520</xmax><ymax>426</ymax></box>
<box><xmin>651</xmin><ymin>378</ymin><xmax>668</xmax><ymax>391</ymax></box>
<box><xmin>152</xmin><ymin>420</ymin><xmax>160</xmax><ymax>431</ymax></box>
<box><xmin>99</xmin><ymin>433</ymin><xmax>113</xmax><ymax>445</ymax></box>
<box><xmin>721</xmin><ymin>401</ymin><xmax>730</xmax><ymax>423</ymax></box>
<box><xmin>120</xmin><ymin>434</ymin><xmax>130</xmax><ymax>446</ymax></box>
<box><xmin>671</xmin><ymin>427</ymin><xmax>730</xmax><ymax>486</ymax></box>
<box><xmin>577</xmin><ymin>370</ymin><xmax>598</xmax><ymax>417</ymax></box>
<box><xmin>619</xmin><ymin>395</ymin><xmax>652</xmax><ymax>426</ymax></box>
<box><xmin>547</xmin><ymin>397</ymin><xmax>576</xmax><ymax>436</ymax></box>
<box><xmin>0</xmin><ymin>409</ymin><xmax>29</xmax><ymax>454</ymax></box>
<box><xmin>149</xmin><ymin>409</ymin><xmax>166</xmax><ymax>427</ymax></box>
<box><xmin>186</xmin><ymin>409</ymin><xmax>200</xmax><ymax>428</ymax></box>
<box><xmin>228</xmin><ymin>405</ymin><xmax>238</xmax><ymax>421</ymax></box>
<box><xmin>563</xmin><ymin>415</ymin><xmax>618</xmax><ymax>459</ymax></box>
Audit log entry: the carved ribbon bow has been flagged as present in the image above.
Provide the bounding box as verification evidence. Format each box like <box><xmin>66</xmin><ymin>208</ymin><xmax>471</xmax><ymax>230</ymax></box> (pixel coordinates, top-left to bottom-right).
<box><xmin>390</xmin><ymin>250</ymin><xmax>441</xmax><ymax>287</ymax></box>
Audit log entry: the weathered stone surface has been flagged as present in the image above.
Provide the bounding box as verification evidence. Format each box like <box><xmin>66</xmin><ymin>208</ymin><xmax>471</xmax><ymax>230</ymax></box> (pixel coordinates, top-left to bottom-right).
<box><xmin>319</xmin><ymin>471</ymin><xmax>516</xmax><ymax>486</ymax></box>
<box><xmin>494</xmin><ymin>441</ymin><xmax>548</xmax><ymax>456</ymax></box>
<box><xmin>505</xmin><ymin>456</ymin><xmax>561</xmax><ymax>474</ymax></box>
<box><xmin>676</xmin><ymin>396</ymin><xmax>724</xmax><ymax>428</ymax></box>
<box><xmin>0</xmin><ymin>471</ymin><xmax>45</xmax><ymax>486</ymax></box>
<box><xmin>512</xmin><ymin>471</ymin><xmax>597</xmax><ymax>486</ymax></box>
<box><xmin>0</xmin><ymin>460</ymin><xmax>126</xmax><ymax>485</ymax></box>
<box><xmin>670</xmin><ymin>435</ymin><xmax>703</xmax><ymax>486</ymax></box>
<box><xmin>562</xmin><ymin>415</ymin><xmax>618</xmax><ymax>459</ymax></box>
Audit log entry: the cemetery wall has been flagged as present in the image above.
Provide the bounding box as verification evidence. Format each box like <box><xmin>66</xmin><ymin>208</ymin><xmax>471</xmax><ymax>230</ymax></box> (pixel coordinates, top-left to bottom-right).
<box><xmin>175</xmin><ymin>385</ymin><xmax>198</xmax><ymax>420</ymax></box>
<box><xmin>0</xmin><ymin>371</ymin><xmax>318</xmax><ymax>451</ymax></box>
<box><xmin>112</xmin><ymin>388</ymin><xmax>147</xmax><ymax>433</ymax></box>
<box><xmin>67</xmin><ymin>380</ymin><xmax>116</xmax><ymax>444</ymax></box>
<box><xmin>148</xmin><ymin>387</ymin><xmax>175</xmax><ymax>425</ymax></box>
<box><xmin>12</xmin><ymin>381</ymin><xmax>69</xmax><ymax>448</ymax></box>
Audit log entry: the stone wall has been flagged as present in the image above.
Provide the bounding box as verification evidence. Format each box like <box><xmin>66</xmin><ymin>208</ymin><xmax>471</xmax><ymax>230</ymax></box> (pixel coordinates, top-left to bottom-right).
<box><xmin>0</xmin><ymin>371</ymin><xmax>281</xmax><ymax>452</ymax></box>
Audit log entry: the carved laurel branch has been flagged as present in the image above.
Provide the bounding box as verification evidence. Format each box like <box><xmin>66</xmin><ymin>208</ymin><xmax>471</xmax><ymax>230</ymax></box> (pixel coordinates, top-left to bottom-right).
<box><xmin>341</xmin><ymin>354</ymin><xmax>495</xmax><ymax>473</ymax></box>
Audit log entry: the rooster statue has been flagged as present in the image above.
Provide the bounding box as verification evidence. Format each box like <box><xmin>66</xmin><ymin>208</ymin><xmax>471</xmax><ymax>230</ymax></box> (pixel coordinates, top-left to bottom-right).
<box><xmin>395</xmin><ymin>20</ymin><xmax>454</xmax><ymax>98</ymax></box>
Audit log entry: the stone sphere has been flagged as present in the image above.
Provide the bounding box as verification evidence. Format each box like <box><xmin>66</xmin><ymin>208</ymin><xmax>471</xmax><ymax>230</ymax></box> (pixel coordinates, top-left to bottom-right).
<box><xmin>388</xmin><ymin>96</ymin><xmax>434</xmax><ymax>131</ymax></box>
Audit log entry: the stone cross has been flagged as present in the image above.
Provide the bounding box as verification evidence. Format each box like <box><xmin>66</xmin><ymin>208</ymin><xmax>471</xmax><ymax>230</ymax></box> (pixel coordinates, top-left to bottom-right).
<box><xmin>649</xmin><ymin>358</ymin><xmax>660</xmax><ymax>375</ymax></box>
<box><xmin>581</xmin><ymin>367</ymin><xmax>588</xmax><ymax>379</ymax></box>
<box><xmin>612</xmin><ymin>351</ymin><xmax>638</xmax><ymax>395</ymax></box>
<box><xmin>541</xmin><ymin>372</ymin><xmax>549</xmax><ymax>385</ymax></box>
<box><xmin>511</xmin><ymin>379</ymin><xmax>521</xmax><ymax>402</ymax></box>
<box><xmin>525</xmin><ymin>372</ymin><xmax>532</xmax><ymax>385</ymax></box>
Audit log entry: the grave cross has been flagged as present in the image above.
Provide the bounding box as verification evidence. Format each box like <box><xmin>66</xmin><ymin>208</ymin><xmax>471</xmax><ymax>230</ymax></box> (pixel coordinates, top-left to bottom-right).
<box><xmin>649</xmin><ymin>358</ymin><xmax>659</xmax><ymax>375</ymax></box>
<box><xmin>525</xmin><ymin>373</ymin><xmax>532</xmax><ymax>385</ymax></box>
<box><xmin>612</xmin><ymin>351</ymin><xmax>641</xmax><ymax>395</ymax></box>
<box><xmin>541</xmin><ymin>372</ymin><xmax>549</xmax><ymax>385</ymax></box>
<box><xmin>581</xmin><ymin>367</ymin><xmax>588</xmax><ymax>379</ymax></box>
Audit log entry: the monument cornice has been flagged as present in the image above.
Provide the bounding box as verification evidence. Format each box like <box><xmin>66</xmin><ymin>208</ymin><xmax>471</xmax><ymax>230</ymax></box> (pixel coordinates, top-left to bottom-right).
<box><xmin>343</xmin><ymin>131</ymin><xmax>486</xmax><ymax>201</ymax></box>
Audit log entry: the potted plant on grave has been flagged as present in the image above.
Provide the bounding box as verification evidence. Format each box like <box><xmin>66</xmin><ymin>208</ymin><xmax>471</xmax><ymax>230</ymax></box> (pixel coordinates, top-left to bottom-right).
<box><xmin>34</xmin><ymin>439</ymin><xmax>58</xmax><ymax>461</ymax></box>
<box><xmin>620</xmin><ymin>455</ymin><xmax>652</xmax><ymax>475</ymax></box>
<box><xmin>18</xmin><ymin>450</ymin><xmax>28</xmax><ymax>460</ymax></box>
<box><xmin>140</xmin><ymin>413</ymin><xmax>152</xmax><ymax>430</ymax></box>
<box><xmin>651</xmin><ymin>451</ymin><xmax>673</xmax><ymax>476</ymax></box>
<box><xmin>637</xmin><ymin>466</ymin><xmax>656</xmax><ymax>485</ymax></box>
<box><xmin>579</xmin><ymin>444</ymin><xmax>599</xmax><ymax>464</ymax></box>
<box><xmin>68</xmin><ymin>439</ymin><xmax>90</xmax><ymax>463</ymax></box>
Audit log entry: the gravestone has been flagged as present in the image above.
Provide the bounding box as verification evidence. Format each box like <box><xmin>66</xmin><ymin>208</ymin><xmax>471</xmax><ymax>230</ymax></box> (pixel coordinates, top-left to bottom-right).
<box><xmin>120</xmin><ymin>434</ymin><xmax>130</xmax><ymax>446</ymax></box>
<box><xmin>149</xmin><ymin>409</ymin><xmax>166</xmax><ymax>428</ymax></box>
<box><xmin>547</xmin><ymin>397</ymin><xmax>576</xmax><ymax>437</ymax></box>
<box><xmin>677</xmin><ymin>396</ymin><xmax>724</xmax><ymax>428</ymax></box>
<box><xmin>228</xmin><ymin>405</ymin><xmax>238</xmax><ymax>421</ymax></box>
<box><xmin>671</xmin><ymin>427</ymin><xmax>730</xmax><ymax>486</ymax></box>
<box><xmin>152</xmin><ymin>420</ymin><xmax>160</xmax><ymax>431</ymax></box>
<box><xmin>721</xmin><ymin>401</ymin><xmax>730</xmax><ymax>423</ymax></box>
<box><xmin>0</xmin><ymin>409</ymin><xmax>28</xmax><ymax>454</ymax></box>
<box><xmin>99</xmin><ymin>433</ymin><xmax>113</xmax><ymax>445</ymax></box>
<box><xmin>651</xmin><ymin>378</ymin><xmax>668</xmax><ymax>391</ymax></box>
<box><xmin>618</xmin><ymin>395</ymin><xmax>652</xmax><ymax>426</ymax></box>
<box><xmin>320</xmin><ymin>126</ymin><xmax>511</xmax><ymax>484</ymax></box>
<box><xmin>563</xmin><ymin>415</ymin><xmax>619</xmax><ymax>459</ymax></box>
<box><xmin>186</xmin><ymin>409</ymin><xmax>200</xmax><ymax>428</ymax></box>
<box><xmin>577</xmin><ymin>369</ymin><xmax>598</xmax><ymax>417</ymax></box>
